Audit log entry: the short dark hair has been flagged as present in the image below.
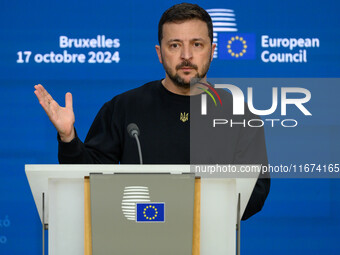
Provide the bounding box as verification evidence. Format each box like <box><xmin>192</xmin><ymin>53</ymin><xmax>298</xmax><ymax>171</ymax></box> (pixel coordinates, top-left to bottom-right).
<box><xmin>158</xmin><ymin>3</ymin><xmax>213</xmax><ymax>45</ymax></box>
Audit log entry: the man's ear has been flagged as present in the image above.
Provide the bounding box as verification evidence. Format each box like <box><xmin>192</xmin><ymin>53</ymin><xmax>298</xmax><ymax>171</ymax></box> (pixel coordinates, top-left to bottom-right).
<box><xmin>211</xmin><ymin>43</ymin><xmax>216</xmax><ymax>61</ymax></box>
<box><xmin>155</xmin><ymin>45</ymin><xmax>163</xmax><ymax>64</ymax></box>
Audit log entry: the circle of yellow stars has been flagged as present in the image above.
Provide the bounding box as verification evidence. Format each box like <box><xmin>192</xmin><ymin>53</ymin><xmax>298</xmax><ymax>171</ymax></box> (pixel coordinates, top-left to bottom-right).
<box><xmin>227</xmin><ymin>36</ymin><xmax>247</xmax><ymax>58</ymax></box>
<box><xmin>143</xmin><ymin>205</ymin><xmax>158</xmax><ymax>220</ymax></box>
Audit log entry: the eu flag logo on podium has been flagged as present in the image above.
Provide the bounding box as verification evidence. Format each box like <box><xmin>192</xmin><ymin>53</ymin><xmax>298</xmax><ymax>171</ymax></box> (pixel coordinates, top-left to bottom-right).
<box><xmin>218</xmin><ymin>33</ymin><xmax>256</xmax><ymax>60</ymax></box>
<box><xmin>136</xmin><ymin>203</ymin><xmax>165</xmax><ymax>222</ymax></box>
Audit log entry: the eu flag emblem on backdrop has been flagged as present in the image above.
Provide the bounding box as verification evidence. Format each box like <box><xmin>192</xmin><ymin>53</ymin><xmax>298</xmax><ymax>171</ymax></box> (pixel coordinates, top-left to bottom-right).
<box><xmin>136</xmin><ymin>203</ymin><xmax>165</xmax><ymax>222</ymax></box>
<box><xmin>218</xmin><ymin>33</ymin><xmax>256</xmax><ymax>60</ymax></box>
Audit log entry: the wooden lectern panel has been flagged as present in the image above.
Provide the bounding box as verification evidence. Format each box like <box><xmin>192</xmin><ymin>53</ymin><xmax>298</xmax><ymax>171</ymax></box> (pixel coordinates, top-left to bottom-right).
<box><xmin>192</xmin><ymin>177</ymin><xmax>201</xmax><ymax>255</ymax></box>
<box><xmin>84</xmin><ymin>177</ymin><xmax>92</xmax><ymax>255</ymax></box>
<box><xmin>84</xmin><ymin>176</ymin><xmax>200</xmax><ymax>255</ymax></box>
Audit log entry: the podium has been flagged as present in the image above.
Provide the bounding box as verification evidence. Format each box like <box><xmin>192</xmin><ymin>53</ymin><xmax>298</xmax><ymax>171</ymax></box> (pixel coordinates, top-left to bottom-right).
<box><xmin>25</xmin><ymin>165</ymin><xmax>258</xmax><ymax>255</ymax></box>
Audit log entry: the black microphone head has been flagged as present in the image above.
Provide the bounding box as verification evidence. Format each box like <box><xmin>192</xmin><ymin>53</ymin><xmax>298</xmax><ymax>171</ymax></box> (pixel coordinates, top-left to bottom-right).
<box><xmin>127</xmin><ymin>123</ymin><xmax>140</xmax><ymax>138</ymax></box>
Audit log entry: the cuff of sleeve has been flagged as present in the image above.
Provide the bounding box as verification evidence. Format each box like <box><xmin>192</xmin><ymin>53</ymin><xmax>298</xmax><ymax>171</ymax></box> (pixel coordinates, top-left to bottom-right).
<box><xmin>57</xmin><ymin>129</ymin><xmax>83</xmax><ymax>158</ymax></box>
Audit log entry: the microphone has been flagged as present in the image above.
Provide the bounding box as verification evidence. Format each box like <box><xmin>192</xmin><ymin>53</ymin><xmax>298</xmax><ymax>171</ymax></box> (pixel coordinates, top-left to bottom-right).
<box><xmin>127</xmin><ymin>123</ymin><xmax>143</xmax><ymax>164</ymax></box>
<box><xmin>127</xmin><ymin>123</ymin><xmax>140</xmax><ymax>138</ymax></box>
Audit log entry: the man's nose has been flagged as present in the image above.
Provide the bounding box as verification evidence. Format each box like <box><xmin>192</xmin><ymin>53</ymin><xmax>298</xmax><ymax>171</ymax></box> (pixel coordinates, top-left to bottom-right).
<box><xmin>180</xmin><ymin>45</ymin><xmax>193</xmax><ymax>60</ymax></box>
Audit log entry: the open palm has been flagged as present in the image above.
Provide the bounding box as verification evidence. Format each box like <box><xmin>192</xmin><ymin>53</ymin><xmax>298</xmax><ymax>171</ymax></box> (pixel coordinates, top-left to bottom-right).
<box><xmin>34</xmin><ymin>84</ymin><xmax>75</xmax><ymax>142</ymax></box>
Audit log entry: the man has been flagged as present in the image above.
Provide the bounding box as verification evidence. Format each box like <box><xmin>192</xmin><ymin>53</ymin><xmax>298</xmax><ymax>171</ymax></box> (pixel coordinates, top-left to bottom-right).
<box><xmin>34</xmin><ymin>3</ymin><xmax>269</xmax><ymax>219</ymax></box>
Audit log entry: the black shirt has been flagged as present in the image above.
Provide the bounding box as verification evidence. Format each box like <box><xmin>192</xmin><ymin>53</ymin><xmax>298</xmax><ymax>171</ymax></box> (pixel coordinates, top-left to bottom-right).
<box><xmin>58</xmin><ymin>80</ymin><xmax>270</xmax><ymax>220</ymax></box>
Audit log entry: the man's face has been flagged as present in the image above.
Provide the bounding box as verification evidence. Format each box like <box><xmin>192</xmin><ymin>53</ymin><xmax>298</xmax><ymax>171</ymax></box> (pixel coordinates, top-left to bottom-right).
<box><xmin>156</xmin><ymin>19</ymin><xmax>215</xmax><ymax>89</ymax></box>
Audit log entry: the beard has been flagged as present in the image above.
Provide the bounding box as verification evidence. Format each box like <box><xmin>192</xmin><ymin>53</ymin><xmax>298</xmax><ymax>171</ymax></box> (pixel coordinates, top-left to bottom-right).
<box><xmin>161</xmin><ymin>55</ymin><xmax>212</xmax><ymax>89</ymax></box>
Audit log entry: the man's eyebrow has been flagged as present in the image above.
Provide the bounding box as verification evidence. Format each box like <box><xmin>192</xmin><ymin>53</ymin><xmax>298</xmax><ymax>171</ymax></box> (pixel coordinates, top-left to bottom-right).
<box><xmin>191</xmin><ymin>38</ymin><xmax>205</xmax><ymax>41</ymax></box>
<box><xmin>166</xmin><ymin>38</ymin><xmax>205</xmax><ymax>43</ymax></box>
<box><xmin>167</xmin><ymin>39</ymin><xmax>183</xmax><ymax>43</ymax></box>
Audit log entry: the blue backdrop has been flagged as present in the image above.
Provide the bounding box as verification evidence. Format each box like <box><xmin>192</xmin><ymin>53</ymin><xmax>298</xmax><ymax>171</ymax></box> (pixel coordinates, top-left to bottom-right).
<box><xmin>0</xmin><ymin>0</ymin><xmax>339</xmax><ymax>254</ymax></box>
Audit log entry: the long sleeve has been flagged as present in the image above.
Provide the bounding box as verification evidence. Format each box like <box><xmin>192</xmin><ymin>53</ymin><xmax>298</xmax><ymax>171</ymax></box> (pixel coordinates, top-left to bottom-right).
<box><xmin>232</xmin><ymin>112</ymin><xmax>270</xmax><ymax>220</ymax></box>
<box><xmin>58</xmin><ymin>101</ymin><xmax>121</xmax><ymax>164</ymax></box>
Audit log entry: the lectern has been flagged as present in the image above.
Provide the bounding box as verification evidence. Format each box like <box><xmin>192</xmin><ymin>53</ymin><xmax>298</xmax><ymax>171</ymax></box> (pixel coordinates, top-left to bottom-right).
<box><xmin>25</xmin><ymin>165</ymin><xmax>257</xmax><ymax>255</ymax></box>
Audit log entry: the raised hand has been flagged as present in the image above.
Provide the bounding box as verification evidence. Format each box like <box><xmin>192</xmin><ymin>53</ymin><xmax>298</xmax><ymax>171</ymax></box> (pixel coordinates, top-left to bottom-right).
<box><xmin>34</xmin><ymin>84</ymin><xmax>75</xmax><ymax>142</ymax></box>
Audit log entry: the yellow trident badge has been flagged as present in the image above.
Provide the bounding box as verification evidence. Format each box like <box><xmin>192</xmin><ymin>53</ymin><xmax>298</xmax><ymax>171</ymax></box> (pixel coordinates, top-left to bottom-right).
<box><xmin>180</xmin><ymin>112</ymin><xmax>189</xmax><ymax>122</ymax></box>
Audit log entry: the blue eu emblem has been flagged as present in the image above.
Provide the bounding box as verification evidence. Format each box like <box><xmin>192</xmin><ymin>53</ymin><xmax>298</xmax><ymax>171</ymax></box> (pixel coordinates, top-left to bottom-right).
<box><xmin>136</xmin><ymin>203</ymin><xmax>165</xmax><ymax>222</ymax></box>
<box><xmin>218</xmin><ymin>33</ymin><xmax>256</xmax><ymax>60</ymax></box>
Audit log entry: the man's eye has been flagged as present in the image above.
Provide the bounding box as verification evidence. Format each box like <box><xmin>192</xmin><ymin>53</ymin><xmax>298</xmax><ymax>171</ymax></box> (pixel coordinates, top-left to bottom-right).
<box><xmin>194</xmin><ymin>42</ymin><xmax>202</xmax><ymax>47</ymax></box>
<box><xmin>170</xmin><ymin>43</ymin><xmax>179</xmax><ymax>48</ymax></box>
